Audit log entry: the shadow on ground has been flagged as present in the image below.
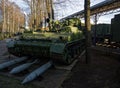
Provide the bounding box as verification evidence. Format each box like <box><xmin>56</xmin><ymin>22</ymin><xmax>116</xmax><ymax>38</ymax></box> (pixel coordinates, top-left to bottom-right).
<box><xmin>62</xmin><ymin>47</ymin><xmax>120</xmax><ymax>88</ymax></box>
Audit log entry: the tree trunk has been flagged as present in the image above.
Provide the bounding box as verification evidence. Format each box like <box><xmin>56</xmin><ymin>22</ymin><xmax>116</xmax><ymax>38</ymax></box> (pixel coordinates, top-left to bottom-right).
<box><xmin>2</xmin><ymin>0</ymin><xmax>6</xmax><ymax>38</ymax></box>
<box><xmin>84</xmin><ymin>0</ymin><xmax>92</xmax><ymax>64</ymax></box>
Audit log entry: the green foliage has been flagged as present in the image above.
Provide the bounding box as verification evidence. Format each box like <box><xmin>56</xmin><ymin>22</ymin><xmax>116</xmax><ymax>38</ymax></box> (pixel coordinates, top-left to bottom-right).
<box><xmin>0</xmin><ymin>33</ymin><xmax>2</xmax><ymax>40</ymax></box>
<box><xmin>0</xmin><ymin>32</ymin><xmax>13</xmax><ymax>40</ymax></box>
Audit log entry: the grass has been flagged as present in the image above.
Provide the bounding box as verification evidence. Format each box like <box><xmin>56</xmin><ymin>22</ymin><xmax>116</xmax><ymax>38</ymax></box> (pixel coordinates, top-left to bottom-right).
<box><xmin>0</xmin><ymin>75</ymin><xmax>43</xmax><ymax>88</ymax></box>
<box><xmin>0</xmin><ymin>34</ymin><xmax>12</xmax><ymax>41</ymax></box>
<box><xmin>0</xmin><ymin>33</ymin><xmax>3</xmax><ymax>40</ymax></box>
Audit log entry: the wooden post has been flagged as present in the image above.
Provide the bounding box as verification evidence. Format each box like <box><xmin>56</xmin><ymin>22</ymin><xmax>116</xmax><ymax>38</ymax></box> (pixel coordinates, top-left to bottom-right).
<box><xmin>93</xmin><ymin>14</ymin><xmax>99</xmax><ymax>46</ymax></box>
<box><xmin>84</xmin><ymin>0</ymin><xmax>92</xmax><ymax>64</ymax></box>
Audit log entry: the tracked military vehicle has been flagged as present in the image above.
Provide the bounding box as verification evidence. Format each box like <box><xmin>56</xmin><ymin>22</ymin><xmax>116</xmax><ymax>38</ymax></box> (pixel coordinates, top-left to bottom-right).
<box><xmin>7</xmin><ymin>18</ymin><xmax>85</xmax><ymax>64</ymax></box>
<box><xmin>0</xmin><ymin>0</ymin><xmax>86</xmax><ymax>84</ymax></box>
<box><xmin>6</xmin><ymin>0</ymin><xmax>85</xmax><ymax>65</ymax></box>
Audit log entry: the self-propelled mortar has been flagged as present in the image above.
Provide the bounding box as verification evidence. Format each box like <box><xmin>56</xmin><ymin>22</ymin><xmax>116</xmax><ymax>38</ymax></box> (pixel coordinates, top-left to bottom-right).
<box><xmin>7</xmin><ymin>18</ymin><xmax>85</xmax><ymax>65</ymax></box>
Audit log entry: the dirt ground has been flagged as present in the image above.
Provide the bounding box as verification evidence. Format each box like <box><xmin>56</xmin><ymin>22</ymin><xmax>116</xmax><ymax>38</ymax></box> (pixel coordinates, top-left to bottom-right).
<box><xmin>0</xmin><ymin>40</ymin><xmax>41</xmax><ymax>88</ymax></box>
<box><xmin>1</xmin><ymin>40</ymin><xmax>120</xmax><ymax>88</ymax></box>
<box><xmin>62</xmin><ymin>47</ymin><xmax>120</xmax><ymax>88</ymax></box>
<box><xmin>0</xmin><ymin>40</ymin><xmax>69</xmax><ymax>88</ymax></box>
<box><xmin>0</xmin><ymin>75</ymin><xmax>41</xmax><ymax>88</ymax></box>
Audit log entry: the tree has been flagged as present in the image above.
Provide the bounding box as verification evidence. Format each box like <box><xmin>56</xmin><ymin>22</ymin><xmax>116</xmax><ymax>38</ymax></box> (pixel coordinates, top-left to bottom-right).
<box><xmin>24</xmin><ymin>0</ymin><xmax>54</xmax><ymax>31</ymax></box>
<box><xmin>0</xmin><ymin>0</ymin><xmax>25</xmax><ymax>38</ymax></box>
<box><xmin>84</xmin><ymin>0</ymin><xmax>92</xmax><ymax>63</ymax></box>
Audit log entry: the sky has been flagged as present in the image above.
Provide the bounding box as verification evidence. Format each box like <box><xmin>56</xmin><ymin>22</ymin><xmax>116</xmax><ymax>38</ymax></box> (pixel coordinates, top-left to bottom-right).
<box><xmin>53</xmin><ymin>0</ymin><xmax>120</xmax><ymax>24</ymax></box>
<box><xmin>12</xmin><ymin>0</ymin><xmax>30</xmax><ymax>13</ymax></box>
<box><xmin>13</xmin><ymin>0</ymin><xmax>120</xmax><ymax>24</ymax></box>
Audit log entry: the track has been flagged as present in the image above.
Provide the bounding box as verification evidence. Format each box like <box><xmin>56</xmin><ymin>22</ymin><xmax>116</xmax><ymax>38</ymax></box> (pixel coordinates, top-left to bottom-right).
<box><xmin>51</xmin><ymin>39</ymin><xmax>85</xmax><ymax>65</ymax></box>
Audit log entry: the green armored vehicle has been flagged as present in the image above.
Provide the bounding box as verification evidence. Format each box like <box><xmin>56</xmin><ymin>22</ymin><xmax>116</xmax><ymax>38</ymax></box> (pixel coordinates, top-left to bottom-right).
<box><xmin>7</xmin><ymin>18</ymin><xmax>85</xmax><ymax>64</ymax></box>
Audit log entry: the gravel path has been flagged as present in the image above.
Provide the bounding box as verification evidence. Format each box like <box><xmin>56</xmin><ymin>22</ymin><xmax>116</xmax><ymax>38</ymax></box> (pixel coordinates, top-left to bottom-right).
<box><xmin>0</xmin><ymin>40</ymin><xmax>17</xmax><ymax>63</ymax></box>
